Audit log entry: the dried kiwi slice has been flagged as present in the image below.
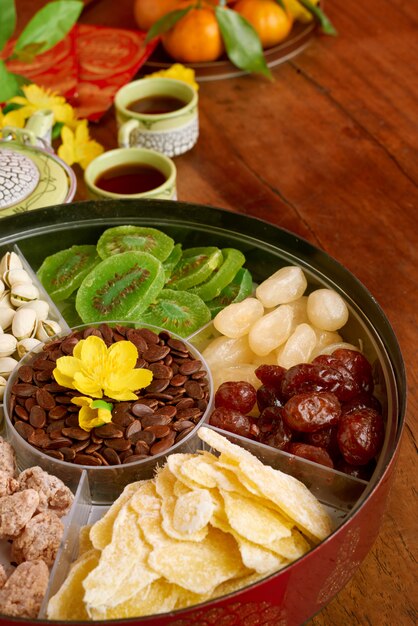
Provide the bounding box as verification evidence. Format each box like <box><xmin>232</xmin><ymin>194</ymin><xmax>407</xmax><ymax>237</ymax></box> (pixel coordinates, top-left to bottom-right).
<box><xmin>190</xmin><ymin>248</ymin><xmax>246</xmax><ymax>302</ymax></box>
<box><xmin>37</xmin><ymin>245</ymin><xmax>100</xmax><ymax>302</ymax></box>
<box><xmin>162</xmin><ymin>243</ymin><xmax>182</xmax><ymax>279</ymax></box>
<box><xmin>75</xmin><ymin>251</ymin><xmax>165</xmax><ymax>323</ymax></box>
<box><xmin>206</xmin><ymin>268</ymin><xmax>253</xmax><ymax>318</ymax></box>
<box><xmin>166</xmin><ymin>247</ymin><xmax>223</xmax><ymax>291</ymax></box>
<box><xmin>139</xmin><ymin>289</ymin><xmax>211</xmax><ymax>337</ymax></box>
<box><xmin>97</xmin><ymin>226</ymin><xmax>174</xmax><ymax>262</ymax></box>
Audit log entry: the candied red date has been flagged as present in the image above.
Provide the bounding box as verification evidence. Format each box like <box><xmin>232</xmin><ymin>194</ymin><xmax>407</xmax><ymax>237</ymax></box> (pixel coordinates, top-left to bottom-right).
<box><xmin>342</xmin><ymin>391</ymin><xmax>382</xmax><ymax>415</ymax></box>
<box><xmin>332</xmin><ymin>348</ymin><xmax>374</xmax><ymax>394</ymax></box>
<box><xmin>256</xmin><ymin>385</ymin><xmax>283</xmax><ymax>412</ymax></box>
<box><xmin>214</xmin><ymin>381</ymin><xmax>257</xmax><ymax>414</ymax></box>
<box><xmin>311</xmin><ymin>355</ymin><xmax>359</xmax><ymax>401</ymax></box>
<box><xmin>257</xmin><ymin>406</ymin><xmax>292</xmax><ymax>450</ymax></box>
<box><xmin>209</xmin><ymin>407</ymin><xmax>258</xmax><ymax>438</ymax></box>
<box><xmin>255</xmin><ymin>365</ymin><xmax>286</xmax><ymax>391</ymax></box>
<box><xmin>286</xmin><ymin>443</ymin><xmax>334</xmax><ymax>469</ymax></box>
<box><xmin>337</xmin><ymin>408</ymin><xmax>384</xmax><ymax>465</ymax></box>
<box><xmin>281</xmin><ymin>363</ymin><xmax>358</xmax><ymax>402</ymax></box>
<box><xmin>304</xmin><ymin>426</ymin><xmax>339</xmax><ymax>458</ymax></box>
<box><xmin>282</xmin><ymin>391</ymin><xmax>341</xmax><ymax>433</ymax></box>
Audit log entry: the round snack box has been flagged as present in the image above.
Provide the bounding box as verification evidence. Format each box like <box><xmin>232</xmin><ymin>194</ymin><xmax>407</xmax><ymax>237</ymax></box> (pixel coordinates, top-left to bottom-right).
<box><xmin>0</xmin><ymin>200</ymin><xmax>406</xmax><ymax>626</ymax></box>
<box><xmin>4</xmin><ymin>322</ymin><xmax>213</xmax><ymax>504</ymax></box>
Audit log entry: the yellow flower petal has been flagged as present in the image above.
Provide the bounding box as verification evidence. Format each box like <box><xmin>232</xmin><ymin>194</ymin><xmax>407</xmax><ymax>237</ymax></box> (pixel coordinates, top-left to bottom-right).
<box><xmin>103</xmin><ymin>387</ymin><xmax>139</xmax><ymax>402</ymax></box>
<box><xmin>148</xmin><ymin>63</ymin><xmax>199</xmax><ymax>91</ymax></box>
<box><xmin>73</xmin><ymin>372</ymin><xmax>103</xmax><ymax>398</ymax></box>
<box><xmin>107</xmin><ymin>341</ymin><xmax>138</xmax><ymax>374</ymax></box>
<box><xmin>71</xmin><ymin>396</ymin><xmax>93</xmax><ymax>408</ymax></box>
<box><xmin>0</xmin><ymin>109</ymin><xmax>26</xmax><ymax>129</ymax></box>
<box><xmin>78</xmin><ymin>405</ymin><xmax>112</xmax><ymax>432</ymax></box>
<box><xmin>80</xmin><ymin>336</ymin><xmax>107</xmax><ymax>377</ymax></box>
<box><xmin>72</xmin><ymin>339</ymin><xmax>84</xmax><ymax>360</ymax></box>
<box><xmin>54</xmin><ymin>355</ymin><xmax>80</xmax><ymax>378</ymax></box>
<box><xmin>52</xmin><ymin>369</ymin><xmax>76</xmax><ymax>390</ymax></box>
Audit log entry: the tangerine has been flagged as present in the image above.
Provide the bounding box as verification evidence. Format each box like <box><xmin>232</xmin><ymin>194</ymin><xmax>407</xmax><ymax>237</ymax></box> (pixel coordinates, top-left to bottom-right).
<box><xmin>234</xmin><ymin>0</ymin><xmax>293</xmax><ymax>48</ymax></box>
<box><xmin>162</xmin><ymin>6</ymin><xmax>225</xmax><ymax>63</ymax></box>
<box><xmin>133</xmin><ymin>0</ymin><xmax>178</xmax><ymax>31</ymax></box>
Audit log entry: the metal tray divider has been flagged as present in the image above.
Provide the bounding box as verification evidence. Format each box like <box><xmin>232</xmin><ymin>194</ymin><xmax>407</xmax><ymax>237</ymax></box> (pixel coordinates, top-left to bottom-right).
<box><xmin>13</xmin><ymin>243</ymin><xmax>71</xmax><ymax>334</ymax></box>
<box><xmin>38</xmin><ymin>470</ymin><xmax>92</xmax><ymax>619</ymax></box>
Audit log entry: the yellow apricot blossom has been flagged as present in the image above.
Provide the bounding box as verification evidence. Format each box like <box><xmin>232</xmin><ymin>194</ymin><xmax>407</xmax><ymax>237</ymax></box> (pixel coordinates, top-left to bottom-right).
<box><xmin>71</xmin><ymin>397</ymin><xmax>113</xmax><ymax>432</ymax></box>
<box><xmin>9</xmin><ymin>84</ymin><xmax>75</xmax><ymax>125</ymax></box>
<box><xmin>0</xmin><ymin>106</ymin><xmax>26</xmax><ymax>129</ymax></box>
<box><xmin>147</xmin><ymin>63</ymin><xmax>199</xmax><ymax>91</ymax></box>
<box><xmin>58</xmin><ymin>119</ymin><xmax>104</xmax><ymax>170</ymax></box>
<box><xmin>53</xmin><ymin>335</ymin><xmax>153</xmax><ymax>401</ymax></box>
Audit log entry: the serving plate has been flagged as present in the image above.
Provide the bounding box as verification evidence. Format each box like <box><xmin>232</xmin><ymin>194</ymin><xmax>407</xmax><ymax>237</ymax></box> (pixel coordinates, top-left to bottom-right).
<box><xmin>0</xmin><ymin>199</ymin><xmax>406</xmax><ymax>625</ymax></box>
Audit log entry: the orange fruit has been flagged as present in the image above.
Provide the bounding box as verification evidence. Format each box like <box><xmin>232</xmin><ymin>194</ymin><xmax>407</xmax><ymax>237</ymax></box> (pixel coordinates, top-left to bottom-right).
<box><xmin>162</xmin><ymin>6</ymin><xmax>225</xmax><ymax>63</ymax></box>
<box><xmin>234</xmin><ymin>0</ymin><xmax>293</xmax><ymax>48</ymax></box>
<box><xmin>133</xmin><ymin>0</ymin><xmax>178</xmax><ymax>31</ymax></box>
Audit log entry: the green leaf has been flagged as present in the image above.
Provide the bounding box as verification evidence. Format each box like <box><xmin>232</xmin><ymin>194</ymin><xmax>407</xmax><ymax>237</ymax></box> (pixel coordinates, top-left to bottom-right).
<box><xmin>0</xmin><ymin>0</ymin><xmax>16</xmax><ymax>51</ymax></box>
<box><xmin>52</xmin><ymin>121</ymin><xmax>64</xmax><ymax>140</ymax></box>
<box><xmin>0</xmin><ymin>61</ymin><xmax>21</xmax><ymax>101</ymax></box>
<box><xmin>273</xmin><ymin>0</ymin><xmax>287</xmax><ymax>11</ymax></box>
<box><xmin>215</xmin><ymin>7</ymin><xmax>272</xmax><ymax>79</ymax></box>
<box><xmin>2</xmin><ymin>101</ymin><xmax>23</xmax><ymax>114</ymax></box>
<box><xmin>11</xmin><ymin>42</ymin><xmax>46</xmax><ymax>64</ymax></box>
<box><xmin>146</xmin><ymin>7</ymin><xmax>193</xmax><ymax>42</ymax></box>
<box><xmin>14</xmin><ymin>0</ymin><xmax>83</xmax><ymax>55</ymax></box>
<box><xmin>298</xmin><ymin>0</ymin><xmax>337</xmax><ymax>35</ymax></box>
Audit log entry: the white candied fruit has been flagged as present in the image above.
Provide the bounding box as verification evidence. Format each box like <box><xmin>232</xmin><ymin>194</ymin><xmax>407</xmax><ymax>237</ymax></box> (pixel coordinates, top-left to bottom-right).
<box><xmin>316</xmin><ymin>341</ymin><xmax>361</xmax><ymax>356</ymax></box>
<box><xmin>248</xmin><ymin>304</ymin><xmax>294</xmax><ymax>356</ymax></box>
<box><xmin>212</xmin><ymin>364</ymin><xmax>261</xmax><ymax>395</ymax></box>
<box><xmin>277</xmin><ymin>323</ymin><xmax>317</xmax><ymax>369</ymax></box>
<box><xmin>311</xmin><ymin>330</ymin><xmax>342</xmax><ymax>358</ymax></box>
<box><xmin>255</xmin><ymin>266</ymin><xmax>307</xmax><ymax>308</ymax></box>
<box><xmin>202</xmin><ymin>335</ymin><xmax>253</xmax><ymax>369</ymax></box>
<box><xmin>307</xmin><ymin>289</ymin><xmax>349</xmax><ymax>331</ymax></box>
<box><xmin>213</xmin><ymin>298</ymin><xmax>264</xmax><ymax>339</ymax></box>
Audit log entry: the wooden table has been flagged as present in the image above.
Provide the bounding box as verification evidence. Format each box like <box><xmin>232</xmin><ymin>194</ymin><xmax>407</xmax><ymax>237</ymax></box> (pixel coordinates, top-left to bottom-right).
<box><xmin>14</xmin><ymin>1</ymin><xmax>418</xmax><ymax>624</ymax></box>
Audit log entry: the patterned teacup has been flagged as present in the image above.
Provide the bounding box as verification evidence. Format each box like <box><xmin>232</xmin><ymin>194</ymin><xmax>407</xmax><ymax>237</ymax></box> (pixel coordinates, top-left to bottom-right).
<box><xmin>115</xmin><ymin>77</ymin><xmax>199</xmax><ymax>158</ymax></box>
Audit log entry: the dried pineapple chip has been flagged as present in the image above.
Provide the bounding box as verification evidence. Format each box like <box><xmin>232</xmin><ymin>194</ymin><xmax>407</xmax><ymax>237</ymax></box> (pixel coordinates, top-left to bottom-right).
<box><xmin>89</xmin><ymin>579</ymin><xmax>179</xmax><ymax>620</ymax></box>
<box><xmin>181</xmin><ymin>453</ymin><xmax>249</xmax><ymax>496</ymax></box>
<box><xmin>78</xmin><ymin>524</ymin><xmax>94</xmax><ymax>557</ymax></box>
<box><xmin>220</xmin><ymin>490</ymin><xmax>293</xmax><ymax>545</ymax></box>
<box><xmin>129</xmin><ymin>481</ymin><xmax>168</xmax><ymax>547</ymax></box>
<box><xmin>269</xmin><ymin>528</ymin><xmax>311</xmax><ymax>560</ymax></box>
<box><xmin>198</xmin><ymin>427</ymin><xmax>332</xmax><ymax>541</ymax></box>
<box><xmin>173</xmin><ymin>488</ymin><xmax>215</xmax><ymax>534</ymax></box>
<box><xmin>148</xmin><ymin>527</ymin><xmax>244</xmax><ymax>595</ymax></box>
<box><xmin>89</xmin><ymin>480</ymin><xmax>143</xmax><ymax>550</ymax></box>
<box><xmin>166</xmin><ymin>453</ymin><xmax>203</xmax><ymax>490</ymax></box>
<box><xmin>83</xmin><ymin>505</ymin><xmax>159</xmax><ymax>611</ymax></box>
<box><xmin>47</xmin><ymin>550</ymin><xmax>100</xmax><ymax>620</ymax></box>
<box><xmin>156</xmin><ymin>466</ymin><xmax>209</xmax><ymax>542</ymax></box>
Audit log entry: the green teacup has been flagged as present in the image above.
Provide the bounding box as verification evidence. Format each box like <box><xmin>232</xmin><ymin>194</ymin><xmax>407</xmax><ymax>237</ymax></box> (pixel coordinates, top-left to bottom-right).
<box><xmin>84</xmin><ymin>147</ymin><xmax>177</xmax><ymax>200</ymax></box>
<box><xmin>115</xmin><ymin>77</ymin><xmax>199</xmax><ymax>158</ymax></box>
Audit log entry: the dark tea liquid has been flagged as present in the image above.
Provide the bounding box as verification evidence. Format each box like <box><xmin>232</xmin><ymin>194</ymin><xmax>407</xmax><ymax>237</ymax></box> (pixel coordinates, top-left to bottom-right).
<box><xmin>127</xmin><ymin>95</ymin><xmax>187</xmax><ymax>115</ymax></box>
<box><xmin>95</xmin><ymin>164</ymin><xmax>167</xmax><ymax>195</ymax></box>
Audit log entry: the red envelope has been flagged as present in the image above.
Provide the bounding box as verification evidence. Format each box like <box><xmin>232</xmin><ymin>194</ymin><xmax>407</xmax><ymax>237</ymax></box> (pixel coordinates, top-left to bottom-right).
<box><xmin>4</xmin><ymin>25</ymin><xmax>158</xmax><ymax>121</ymax></box>
<box><xmin>73</xmin><ymin>25</ymin><xmax>158</xmax><ymax>121</ymax></box>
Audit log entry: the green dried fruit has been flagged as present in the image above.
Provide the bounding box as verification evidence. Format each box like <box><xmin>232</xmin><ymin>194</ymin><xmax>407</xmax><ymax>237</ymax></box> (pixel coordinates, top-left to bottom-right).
<box><xmin>75</xmin><ymin>251</ymin><xmax>165</xmax><ymax>323</ymax></box>
<box><xmin>190</xmin><ymin>248</ymin><xmax>246</xmax><ymax>301</ymax></box>
<box><xmin>37</xmin><ymin>245</ymin><xmax>100</xmax><ymax>302</ymax></box>
<box><xmin>206</xmin><ymin>267</ymin><xmax>253</xmax><ymax>318</ymax></box>
<box><xmin>139</xmin><ymin>289</ymin><xmax>211</xmax><ymax>337</ymax></box>
<box><xmin>96</xmin><ymin>226</ymin><xmax>174</xmax><ymax>262</ymax></box>
<box><xmin>166</xmin><ymin>247</ymin><xmax>223</xmax><ymax>291</ymax></box>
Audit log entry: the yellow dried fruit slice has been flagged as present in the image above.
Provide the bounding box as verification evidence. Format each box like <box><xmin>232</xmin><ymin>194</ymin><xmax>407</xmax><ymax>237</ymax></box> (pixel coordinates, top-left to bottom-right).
<box><xmin>90</xmin><ymin>481</ymin><xmax>143</xmax><ymax>550</ymax></box>
<box><xmin>47</xmin><ymin>550</ymin><xmax>100</xmax><ymax>620</ymax></box>
<box><xmin>198</xmin><ymin>427</ymin><xmax>332</xmax><ymax>542</ymax></box>
<box><xmin>148</xmin><ymin>527</ymin><xmax>244</xmax><ymax>595</ymax></box>
<box><xmin>269</xmin><ymin>528</ymin><xmax>311</xmax><ymax>560</ymax></box>
<box><xmin>83</xmin><ymin>505</ymin><xmax>158</xmax><ymax>611</ymax></box>
<box><xmin>88</xmin><ymin>580</ymin><xmax>179</xmax><ymax>620</ymax></box>
<box><xmin>78</xmin><ymin>524</ymin><xmax>94</xmax><ymax>557</ymax></box>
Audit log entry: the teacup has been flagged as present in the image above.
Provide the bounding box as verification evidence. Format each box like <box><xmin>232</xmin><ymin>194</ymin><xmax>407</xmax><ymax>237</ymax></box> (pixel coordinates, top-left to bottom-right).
<box><xmin>84</xmin><ymin>147</ymin><xmax>177</xmax><ymax>200</ymax></box>
<box><xmin>115</xmin><ymin>77</ymin><xmax>199</xmax><ymax>158</ymax></box>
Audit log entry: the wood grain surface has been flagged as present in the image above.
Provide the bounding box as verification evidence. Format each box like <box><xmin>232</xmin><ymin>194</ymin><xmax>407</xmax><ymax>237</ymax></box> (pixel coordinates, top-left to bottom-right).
<box><xmin>13</xmin><ymin>1</ymin><xmax>418</xmax><ymax>624</ymax></box>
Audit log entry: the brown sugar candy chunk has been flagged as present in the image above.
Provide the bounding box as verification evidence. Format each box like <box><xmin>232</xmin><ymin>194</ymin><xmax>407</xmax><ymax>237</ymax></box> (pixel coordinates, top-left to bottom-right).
<box><xmin>0</xmin><ymin>436</ymin><xmax>17</xmax><ymax>475</ymax></box>
<box><xmin>0</xmin><ymin>489</ymin><xmax>40</xmax><ymax>539</ymax></box>
<box><xmin>11</xmin><ymin>511</ymin><xmax>64</xmax><ymax>567</ymax></box>
<box><xmin>0</xmin><ymin>470</ymin><xmax>19</xmax><ymax>497</ymax></box>
<box><xmin>0</xmin><ymin>560</ymin><xmax>49</xmax><ymax>618</ymax></box>
<box><xmin>18</xmin><ymin>466</ymin><xmax>74</xmax><ymax>517</ymax></box>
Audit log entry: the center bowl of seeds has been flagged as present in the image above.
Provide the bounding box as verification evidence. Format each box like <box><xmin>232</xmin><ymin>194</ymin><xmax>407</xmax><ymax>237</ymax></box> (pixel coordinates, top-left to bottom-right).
<box><xmin>4</xmin><ymin>323</ymin><xmax>212</xmax><ymax>499</ymax></box>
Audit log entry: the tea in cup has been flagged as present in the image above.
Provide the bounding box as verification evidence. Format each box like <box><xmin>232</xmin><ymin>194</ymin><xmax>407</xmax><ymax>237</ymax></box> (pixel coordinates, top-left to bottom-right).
<box><xmin>115</xmin><ymin>77</ymin><xmax>199</xmax><ymax>158</ymax></box>
<box><xmin>84</xmin><ymin>147</ymin><xmax>177</xmax><ymax>200</ymax></box>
